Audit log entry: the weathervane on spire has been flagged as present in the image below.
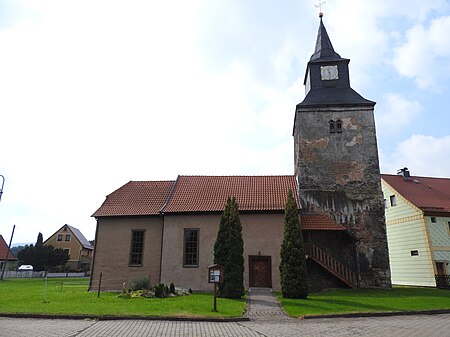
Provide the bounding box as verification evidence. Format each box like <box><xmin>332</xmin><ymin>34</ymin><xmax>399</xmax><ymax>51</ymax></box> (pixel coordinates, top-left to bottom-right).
<box><xmin>315</xmin><ymin>0</ymin><xmax>326</xmax><ymax>17</ymax></box>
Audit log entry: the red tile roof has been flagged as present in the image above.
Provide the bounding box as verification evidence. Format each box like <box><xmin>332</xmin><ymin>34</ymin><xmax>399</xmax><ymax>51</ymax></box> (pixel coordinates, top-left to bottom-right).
<box><xmin>0</xmin><ymin>235</ymin><xmax>17</xmax><ymax>261</ymax></box>
<box><xmin>300</xmin><ymin>214</ymin><xmax>347</xmax><ymax>231</ymax></box>
<box><xmin>381</xmin><ymin>174</ymin><xmax>450</xmax><ymax>215</ymax></box>
<box><xmin>93</xmin><ymin>176</ymin><xmax>298</xmax><ymax>217</ymax></box>
<box><xmin>162</xmin><ymin>176</ymin><xmax>298</xmax><ymax>213</ymax></box>
<box><xmin>92</xmin><ymin>181</ymin><xmax>175</xmax><ymax>217</ymax></box>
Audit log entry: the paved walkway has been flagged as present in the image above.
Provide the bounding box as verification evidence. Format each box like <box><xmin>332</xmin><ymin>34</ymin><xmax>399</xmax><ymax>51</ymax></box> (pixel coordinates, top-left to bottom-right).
<box><xmin>245</xmin><ymin>287</ymin><xmax>293</xmax><ymax>321</ymax></box>
<box><xmin>2</xmin><ymin>289</ymin><xmax>450</xmax><ymax>336</ymax></box>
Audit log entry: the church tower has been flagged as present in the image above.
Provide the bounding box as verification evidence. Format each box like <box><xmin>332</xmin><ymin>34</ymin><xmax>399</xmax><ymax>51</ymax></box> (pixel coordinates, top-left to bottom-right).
<box><xmin>293</xmin><ymin>15</ymin><xmax>391</xmax><ymax>288</ymax></box>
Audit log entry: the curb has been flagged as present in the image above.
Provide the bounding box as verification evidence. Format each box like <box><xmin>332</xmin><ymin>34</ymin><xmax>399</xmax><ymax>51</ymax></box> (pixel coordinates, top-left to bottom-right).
<box><xmin>302</xmin><ymin>309</ymin><xmax>450</xmax><ymax>319</ymax></box>
<box><xmin>0</xmin><ymin>313</ymin><xmax>250</xmax><ymax>323</ymax></box>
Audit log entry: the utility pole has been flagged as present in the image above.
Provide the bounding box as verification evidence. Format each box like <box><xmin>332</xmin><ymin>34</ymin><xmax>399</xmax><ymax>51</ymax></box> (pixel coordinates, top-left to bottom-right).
<box><xmin>0</xmin><ymin>175</ymin><xmax>4</xmax><ymax>202</ymax></box>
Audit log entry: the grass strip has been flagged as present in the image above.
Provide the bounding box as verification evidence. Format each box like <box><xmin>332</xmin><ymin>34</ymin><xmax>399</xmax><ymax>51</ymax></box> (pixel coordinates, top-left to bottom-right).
<box><xmin>0</xmin><ymin>278</ymin><xmax>246</xmax><ymax>318</ymax></box>
<box><xmin>277</xmin><ymin>287</ymin><xmax>450</xmax><ymax>317</ymax></box>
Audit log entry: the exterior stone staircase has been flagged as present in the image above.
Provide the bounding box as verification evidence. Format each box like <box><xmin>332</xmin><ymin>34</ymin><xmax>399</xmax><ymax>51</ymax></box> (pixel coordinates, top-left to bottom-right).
<box><xmin>305</xmin><ymin>242</ymin><xmax>357</xmax><ymax>288</ymax></box>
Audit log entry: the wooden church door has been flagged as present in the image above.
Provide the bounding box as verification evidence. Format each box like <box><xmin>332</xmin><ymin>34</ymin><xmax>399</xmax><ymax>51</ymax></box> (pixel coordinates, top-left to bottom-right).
<box><xmin>249</xmin><ymin>256</ymin><xmax>272</xmax><ymax>288</ymax></box>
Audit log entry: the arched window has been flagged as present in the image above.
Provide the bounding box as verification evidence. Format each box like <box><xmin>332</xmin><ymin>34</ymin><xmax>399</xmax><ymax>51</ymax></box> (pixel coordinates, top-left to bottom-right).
<box><xmin>336</xmin><ymin>119</ymin><xmax>343</xmax><ymax>133</ymax></box>
<box><xmin>329</xmin><ymin>120</ymin><xmax>336</xmax><ymax>133</ymax></box>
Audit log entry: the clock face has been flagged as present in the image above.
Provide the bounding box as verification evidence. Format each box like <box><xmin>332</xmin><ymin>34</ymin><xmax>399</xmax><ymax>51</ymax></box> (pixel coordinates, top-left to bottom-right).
<box><xmin>321</xmin><ymin>65</ymin><xmax>339</xmax><ymax>80</ymax></box>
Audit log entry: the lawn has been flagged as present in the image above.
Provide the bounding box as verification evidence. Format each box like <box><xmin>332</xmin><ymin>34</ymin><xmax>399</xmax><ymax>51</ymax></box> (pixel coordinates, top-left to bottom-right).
<box><xmin>278</xmin><ymin>287</ymin><xmax>450</xmax><ymax>317</ymax></box>
<box><xmin>0</xmin><ymin>278</ymin><xmax>246</xmax><ymax>318</ymax></box>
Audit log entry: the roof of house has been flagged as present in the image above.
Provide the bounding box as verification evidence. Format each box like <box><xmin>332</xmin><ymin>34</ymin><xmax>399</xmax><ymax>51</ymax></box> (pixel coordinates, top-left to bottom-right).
<box><xmin>92</xmin><ymin>181</ymin><xmax>176</xmax><ymax>217</ymax></box>
<box><xmin>93</xmin><ymin>175</ymin><xmax>298</xmax><ymax>216</ymax></box>
<box><xmin>0</xmin><ymin>235</ymin><xmax>17</xmax><ymax>261</ymax></box>
<box><xmin>300</xmin><ymin>213</ymin><xmax>347</xmax><ymax>231</ymax></box>
<box><xmin>66</xmin><ymin>225</ymin><xmax>94</xmax><ymax>250</ymax></box>
<box><xmin>43</xmin><ymin>225</ymin><xmax>94</xmax><ymax>250</ymax></box>
<box><xmin>381</xmin><ymin>174</ymin><xmax>450</xmax><ymax>215</ymax></box>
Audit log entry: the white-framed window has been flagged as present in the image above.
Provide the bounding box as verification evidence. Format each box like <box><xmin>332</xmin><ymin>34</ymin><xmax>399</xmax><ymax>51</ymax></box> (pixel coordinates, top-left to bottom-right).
<box><xmin>410</xmin><ymin>250</ymin><xmax>419</xmax><ymax>256</ymax></box>
<box><xmin>65</xmin><ymin>234</ymin><xmax>71</xmax><ymax>242</ymax></box>
<box><xmin>390</xmin><ymin>195</ymin><xmax>397</xmax><ymax>206</ymax></box>
<box><xmin>57</xmin><ymin>234</ymin><xmax>63</xmax><ymax>241</ymax></box>
<box><xmin>431</xmin><ymin>217</ymin><xmax>437</xmax><ymax>223</ymax></box>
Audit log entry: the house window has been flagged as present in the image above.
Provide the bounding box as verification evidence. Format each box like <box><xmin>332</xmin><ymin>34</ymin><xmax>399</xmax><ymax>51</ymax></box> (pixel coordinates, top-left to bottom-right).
<box><xmin>183</xmin><ymin>229</ymin><xmax>199</xmax><ymax>267</ymax></box>
<box><xmin>329</xmin><ymin>120</ymin><xmax>336</xmax><ymax>133</ymax></box>
<box><xmin>336</xmin><ymin>119</ymin><xmax>343</xmax><ymax>133</ymax></box>
<box><xmin>390</xmin><ymin>195</ymin><xmax>397</xmax><ymax>206</ymax></box>
<box><xmin>57</xmin><ymin>234</ymin><xmax>63</xmax><ymax>241</ymax></box>
<box><xmin>448</xmin><ymin>222</ymin><xmax>450</xmax><ymax>232</ymax></box>
<box><xmin>129</xmin><ymin>230</ymin><xmax>145</xmax><ymax>266</ymax></box>
<box><xmin>65</xmin><ymin>234</ymin><xmax>71</xmax><ymax>241</ymax></box>
<box><xmin>410</xmin><ymin>250</ymin><xmax>419</xmax><ymax>256</ymax></box>
<box><xmin>431</xmin><ymin>217</ymin><xmax>437</xmax><ymax>223</ymax></box>
<box><xmin>64</xmin><ymin>248</ymin><xmax>70</xmax><ymax>256</ymax></box>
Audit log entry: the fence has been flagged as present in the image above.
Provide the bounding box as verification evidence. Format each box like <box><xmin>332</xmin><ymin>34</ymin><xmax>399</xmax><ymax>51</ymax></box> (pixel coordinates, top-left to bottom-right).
<box><xmin>435</xmin><ymin>275</ymin><xmax>450</xmax><ymax>289</ymax></box>
<box><xmin>2</xmin><ymin>271</ymin><xmax>87</xmax><ymax>279</ymax></box>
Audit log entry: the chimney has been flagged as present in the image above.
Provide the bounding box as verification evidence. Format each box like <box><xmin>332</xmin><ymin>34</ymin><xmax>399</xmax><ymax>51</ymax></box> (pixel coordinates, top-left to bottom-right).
<box><xmin>397</xmin><ymin>167</ymin><xmax>410</xmax><ymax>178</ymax></box>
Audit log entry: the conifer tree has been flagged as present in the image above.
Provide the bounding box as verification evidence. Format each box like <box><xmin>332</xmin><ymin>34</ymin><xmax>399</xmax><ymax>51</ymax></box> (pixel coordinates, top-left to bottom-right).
<box><xmin>213</xmin><ymin>197</ymin><xmax>244</xmax><ymax>298</ymax></box>
<box><xmin>280</xmin><ymin>190</ymin><xmax>308</xmax><ymax>298</ymax></box>
<box><xmin>36</xmin><ymin>232</ymin><xmax>43</xmax><ymax>246</ymax></box>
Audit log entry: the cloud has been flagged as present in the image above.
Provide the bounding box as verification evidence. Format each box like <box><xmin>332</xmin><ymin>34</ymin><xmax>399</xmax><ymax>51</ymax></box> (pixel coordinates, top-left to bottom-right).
<box><xmin>392</xmin><ymin>15</ymin><xmax>450</xmax><ymax>90</ymax></box>
<box><xmin>375</xmin><ymin>93</ymin><xmax>423</xmax><ymax>137</ymax></box>
<box><xmin>380</xmin><ymin>134</ymin><xmax>450</xmax><ymax>177</ymax></box>
<box><xmin>322</xmin><ymin>0</ymin><xmax>447</xmax><ymax>90</ymax></box>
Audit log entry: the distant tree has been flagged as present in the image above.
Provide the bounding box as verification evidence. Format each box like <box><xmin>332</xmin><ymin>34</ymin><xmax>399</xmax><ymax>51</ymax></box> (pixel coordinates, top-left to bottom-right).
<box><xmin>214</xmin><ymin>197</ymin><xmax>244</xmax><ymax>299</ymax></box>
<box><xmin>17</xmin><ymin>244</ymin><xmax>69</xmax><ymax>272</ymax></box>
<box><xmin>10</xmin><ymin>245</ymin><xmax>26</xmax><ymax>257</ymax></box>
<box><xmin>36</xmin><ymin>232</ymin><xmax>44</xmax><ymax>246</ymax></box>
<box><xmin>280</xmin><ymin>190</ymin><xmax>308</xmax><ymax>298</ymax></box>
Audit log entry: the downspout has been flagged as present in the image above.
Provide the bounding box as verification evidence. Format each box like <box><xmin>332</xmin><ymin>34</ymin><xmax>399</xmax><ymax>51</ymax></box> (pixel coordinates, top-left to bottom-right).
<box><xmin>88</xmin><ymin>218</ymin><xmax>100</xmax><ymax>292</ymax></box>
<box><xmin>158</xmin><ymin>176</ymin><xmax>180</xmax><ymax>284</ymax></box>
<box><xmin>159</xmin><ymin>213</ymin><xmax>165</xmax><ymax>284</ymax></box>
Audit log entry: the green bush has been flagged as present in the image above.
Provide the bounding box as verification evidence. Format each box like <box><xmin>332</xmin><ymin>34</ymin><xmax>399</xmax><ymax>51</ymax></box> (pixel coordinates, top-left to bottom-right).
<box><xmin>155</xmin><ymin>283</ymin><xmax>167</xmax><ymax>298</ymax></box>
<box><xmin>130</xmin><ymin>276</ymin><xmax>150</xmax><ymax>291</ymax></box>
<box><xmin>169</xmin><ymin>283</ymin><xmax>175</xmax><ymax>294</ymax></box>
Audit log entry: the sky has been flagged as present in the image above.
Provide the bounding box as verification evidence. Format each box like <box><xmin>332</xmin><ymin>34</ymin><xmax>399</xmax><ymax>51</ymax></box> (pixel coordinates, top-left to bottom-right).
<box><xmin>1</xmin><ymin>0</ymin><xmax>450</xmax><ymax>245</ymax></box>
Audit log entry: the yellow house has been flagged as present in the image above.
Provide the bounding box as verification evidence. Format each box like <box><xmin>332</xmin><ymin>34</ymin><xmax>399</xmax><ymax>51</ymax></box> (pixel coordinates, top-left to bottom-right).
<box><xmin>44</xmin><ymin>224</ymin><xmax>93</xmax><ymax>271</ymax></box>
<box><xmin>381</xmin><ymin>168</ymin><xmax>450</xmax><ymax>287</ymax></box>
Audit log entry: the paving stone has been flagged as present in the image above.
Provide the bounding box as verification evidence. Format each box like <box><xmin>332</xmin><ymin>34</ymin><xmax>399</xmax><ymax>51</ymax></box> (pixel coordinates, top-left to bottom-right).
<box><xmin>0</xmin><ymin>317</ymin><xmax>95</xmax><ymax>337</ymax></box>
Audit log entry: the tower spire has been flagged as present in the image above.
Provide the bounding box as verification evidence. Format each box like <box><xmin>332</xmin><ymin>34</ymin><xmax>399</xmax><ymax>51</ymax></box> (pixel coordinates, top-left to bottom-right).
<box><xmin>310</xmin><ymin>15</ymin><xmax>341</xmax><ymax>61</ymax></box>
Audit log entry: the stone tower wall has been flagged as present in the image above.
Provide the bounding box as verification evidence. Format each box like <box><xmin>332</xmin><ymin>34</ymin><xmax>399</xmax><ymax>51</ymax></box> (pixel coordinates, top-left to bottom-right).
<box><xmin>294</xmin><ymin>105</ymin><xmax>391</xmax><ymax>288</ymax></box>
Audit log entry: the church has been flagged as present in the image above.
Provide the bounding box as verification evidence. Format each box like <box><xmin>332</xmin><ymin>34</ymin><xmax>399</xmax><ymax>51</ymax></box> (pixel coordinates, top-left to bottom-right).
<box><xmin>89</xmin><ymin>15</ymin><xmax>391</xmax><ymax>292</ymax></box>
